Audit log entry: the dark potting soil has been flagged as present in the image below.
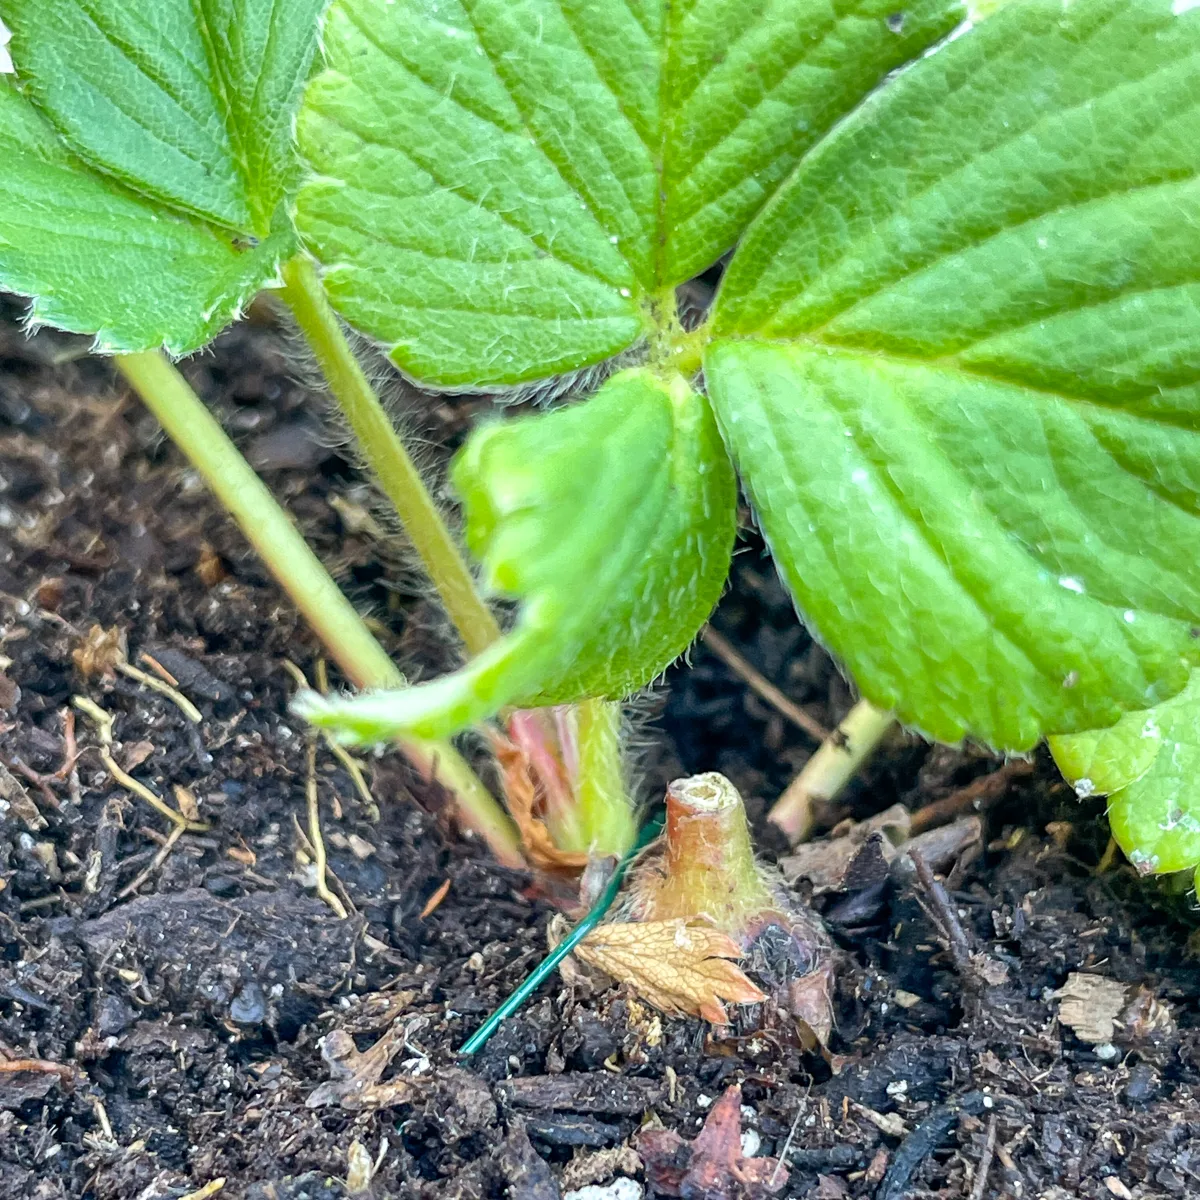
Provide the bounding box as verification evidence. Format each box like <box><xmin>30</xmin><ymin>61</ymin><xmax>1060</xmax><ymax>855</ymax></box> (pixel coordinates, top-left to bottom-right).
<box><xmin>1</xmin><ymin>297</ymin><xmax>1199</xmax><ymax>1200</ymax></box>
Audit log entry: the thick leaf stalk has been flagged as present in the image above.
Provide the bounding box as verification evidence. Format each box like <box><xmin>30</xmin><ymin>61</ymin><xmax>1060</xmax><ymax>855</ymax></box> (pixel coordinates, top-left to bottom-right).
<box><xmin>115</xmin><ymin>351</ymin><xmax>521</xmax><ymax>868</ymax></box>
<box><xmin>277</xmin><ymin>254</ymin><xmax>501</xmax><ymax>657</ymax></box>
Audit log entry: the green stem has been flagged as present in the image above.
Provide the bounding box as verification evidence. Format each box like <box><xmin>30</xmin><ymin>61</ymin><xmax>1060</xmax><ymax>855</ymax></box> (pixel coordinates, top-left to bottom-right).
<box><xmin>117</xmin><ymin>351</ymin><xmax>400</xmax><ymax>690</ymax></box>
<box><xmin>115</xmin><ymin>350</ymin><xmax>522</xmax><ymax>868</ymax></box>
<box><xmin>768</xmin><ymin>699</ymin><xmax>896</xmax><ymax>845</ymax></box>
<box><xmin>277</xmin><ymin>255</ymin><xmax>501</xmax><ymax>658</ymax></box>
<box><xmin>575</xmin><ymin>699</ymin><xmax>636</xmax><ymax>856</ymax></box>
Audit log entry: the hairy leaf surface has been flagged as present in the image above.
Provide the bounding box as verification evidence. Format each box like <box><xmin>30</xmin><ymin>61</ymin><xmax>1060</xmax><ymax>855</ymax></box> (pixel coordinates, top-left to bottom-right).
<box><xmin>1051</xmin><ymin>676</ymin><xmax>1200</xmax><ymax>892</ymax></box>
<box><xmin>708</xmin><ymin>0</ymin><xmax>1200</xmax><ymax>749</ymax></box>
<box><xmin>1</xmin><ymin>0</ymin><xmax>327</xmax><ymax>234</ymax></box>
<box><xmin>295</xmin><ymin>0</ymin><xmax>962</xmax><ymax>387</ymax></box>
<box><xmin>0</xmin><ymin>80</ymin><xmax>288</xmax><ymax>353</ymax></box>
<box><xmin>297</xmin><ymin>368</ymin><xmax>736</xmax><ymax>740</ymax></box>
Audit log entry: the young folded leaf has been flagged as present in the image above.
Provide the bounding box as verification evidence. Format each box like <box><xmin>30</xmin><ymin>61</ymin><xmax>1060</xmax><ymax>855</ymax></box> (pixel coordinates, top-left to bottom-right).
<box><xmin>1050</xmin><ymin>675</ymin><xmax>1200</xmax><ymax>893</ymax></box>
<box><xmin>297</xmin><ymin>368</ymin><xmax>736</xmax><ymax>742</ymax></box>
<box><xmin>0</xmin><ymin>0</ymin><xmax>324</xmax><ymax>351</ymax></box>
<box><xmin>707</xmin><ymin>0</ymin><xmax>1200</xmax><ymax>751</ymax></box>
<box><xmin>295</xmin><ymin>0</ymin><xmax>963</xmax><ymax>387</ymax></box>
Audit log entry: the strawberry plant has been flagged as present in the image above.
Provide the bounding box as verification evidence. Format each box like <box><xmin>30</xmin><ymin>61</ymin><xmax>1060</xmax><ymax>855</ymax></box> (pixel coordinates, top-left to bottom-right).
<box><xmin>3</xmin><ymin>0</ymin><xmax>1200</xmax><ymax>965</ymax></box>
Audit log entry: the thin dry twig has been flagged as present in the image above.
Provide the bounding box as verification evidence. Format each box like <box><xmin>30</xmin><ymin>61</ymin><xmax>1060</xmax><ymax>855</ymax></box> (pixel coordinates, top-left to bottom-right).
<box><xmin>909</xmin><ymin>758</ymin><xmax>1035</xmax><ymax>835</ymax></box>
<box><xmin>419</xmin><ymin>878</ymin><xmax>451</xmax><ymax>919</ymax></box>
<box><xmin>91</xmin><ymin>1097</ymin><xmax>115</xmax><ymax>1143</ymax></box>
<box><xmin>115</xmin><ymin>660</ymin><xmax>203</xmax><ymax>724</ymax></box>
<box><xmin>137</xmin><ymin>651</ymin><xmax>180</xmax><ymax>686</ymax></box>
<box><xmin>117</xmin><ymin>822</ymin><xmax>185</xmax><ymax>899</ymax></box>
<box><xmin>305</xmin><ymin>740</ymin><xmax>349</xmax><ymax>919</ymax></box>
<box><xmin>770</xmin><ymin>1092</ymin><xmax>809</xmax><ymax>1188</ymax></box>
<box><xmin>969</xmin><ymin>1113</ymin><xmax>999</xmax><ymax>1200</ymax></box>
<box><xmin>0</xmin><ymin>1056</ymin><xmax>77</xmax><ymax>1084</ymax></box>
<box><xmin>701</xmin><ymin>627</ymin><xmax>829</xmax><ymax>741</ymax></box>
<box><xmin>909</xmin><ymin>848</ymin><xmax>973</xmax><ymax>973</ymax></box>
<box><xmin>315</xmin><ymin>659</ymin><xmax>379</xmax><ymax>818</ymax></box>
<box><xmin>178</xmin><ymin>1180</ymin><xmax>226</xmax><ymax>1200</ymax></box>
<box><xmin>284</xmin><ymin>660</ymin><xmax>380</xmax><ymax>819</ymax></box>
<box><xmin>72</xmin><ymin>697</ymin><xmax>209</xmax><ymax>832</ymax></box>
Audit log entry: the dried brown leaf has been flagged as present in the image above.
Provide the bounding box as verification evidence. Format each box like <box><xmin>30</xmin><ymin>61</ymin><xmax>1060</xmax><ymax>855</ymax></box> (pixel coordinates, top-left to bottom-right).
<box><xmin>577</xmin><ymin>919</ymin><xmax>765</xmax><ymax>1024</ymax></box>
<box><xmin>490</xmin><ymin>733</ymin><xmax>587</xmax><ymax>874</ymax></box>
<box><xmin>173</xmin><ymin>784</ymin><xmax>200</xmax><ymax>821</ymax></box>
<box><xmin>122</xmin><ymin>741</ymin><xmax>155</xmax><ymax>771</ymax></box>
<box><xmin>637</xmin><ymin>1084</ymin><xmax>787</xmax><ymax>1198</ymax></box>
<box><xmin>788</xmin><ymin>959</ymin><xmax>836</xmax><ymax>1050</ymax></box>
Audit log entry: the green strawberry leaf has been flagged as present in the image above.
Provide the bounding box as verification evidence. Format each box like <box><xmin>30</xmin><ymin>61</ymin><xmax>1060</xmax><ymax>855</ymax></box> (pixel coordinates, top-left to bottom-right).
<box><xmin>0</xmin><ymin>0</ymin><xmax>327</xmax><ymax>235</ymax></box>
<box><xmin>0</xmin><ymin>80</ymin><xmax>290</xmax><ymax>354</ymax></box>
<box><xmin>708</xmin><ymin>0</ymin><xmax>1200</xmax><ymax>750</ymax></box>
<box><xmin>1050</xmin><ymin>675</ymin><xmax>1200</xmax><ymax>892</ymax></box>
<box><xmin>0</xmin><ymin>0</ymin><xmax>325</xmax><ymax>352</ymax></box>
<box><xmin>295</xmin><ymin>0</ymin><xmax>963</xmax><ymax>388</ymax></box>
<box><xmin>296</xmin><ymin>367</ymin><xmax>737</xmax><ymax>741</ymax></box>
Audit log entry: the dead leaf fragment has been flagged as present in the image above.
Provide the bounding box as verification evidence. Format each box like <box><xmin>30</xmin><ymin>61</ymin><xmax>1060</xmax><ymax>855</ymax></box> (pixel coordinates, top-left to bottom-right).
<box><xmin>122</xmin><ymin>741</ymin><xmax>155</xmax><ymax>771</ymax></box>
<box><xmin>1054</xmin><ymin>973</ymin><xmax>1127</xmax><ymax>1045</ymax></box>
<box><xmin>307</xmin><ymin>1025</ymin><xmax>419</xmax><ymax>1111</ymax></box>
<box><xmin>0</xmin><ymin>762</ymin><xmax>46</xmax><ymax>830</ymax></box>
<box><xmin>636</xmin><ymin>1084</ymin><xmax>787</xmax><ymax>1198</ymax></box>
<box><xmin>577</xmin><ymin>919</ymin><xmax>765</xmax><ymax>1024</ymax></box>
<box><xmin>1053</xmin><ymin>973</ymin><xmax>1172</xmax><ymax>1051</ymax></box>
<box><xmin>788</xmin><ymin>959</ymin><xmax>836</xmax><ymax>1050</ymax></box>
<box><xmin>491</xmin><ymin>731</ymin><xmax>588</xmax><ymax>874</ymax></box>
<box><xmin>72</xmin><ymin>625</ymin><xmax>126</xmax><ymax>679</ymax></box>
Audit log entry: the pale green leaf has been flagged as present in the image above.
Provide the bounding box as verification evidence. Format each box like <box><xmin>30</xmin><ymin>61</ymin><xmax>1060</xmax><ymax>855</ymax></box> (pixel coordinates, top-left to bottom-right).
<box><xmin>296</xmin><ymin>367</ymin><xmax>737</xmax><ymax>741</ymax></box>
<box><xmin>0</xmin><ymin>80</ymin><xmax>289</xmax><ymax>354</ymax></box>
<box><xmin>0</xmin><ymin>0</ymin><xmax>327</xmax><ymax>234</ymax></box>
<box><xmin>708</xmin><ymin>0</ymin><xmax>1200</xmax><ymax>750</ymax></box>
<box><xmin>295</xmin><ymin>0</ymin><xmax>962</xmax><ymax>387</ymax></box>
<box><xmin>1051</xmin><ymin>674</ymin><xmax>1200</xmax><ymax>881</ymax></box>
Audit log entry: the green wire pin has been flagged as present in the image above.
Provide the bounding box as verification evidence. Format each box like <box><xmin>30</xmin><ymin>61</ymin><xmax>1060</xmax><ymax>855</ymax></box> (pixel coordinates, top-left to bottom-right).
<box><xmin>458</xmin><ymin>814</ymin><xmax>664</xmax><ymax>1057</ymax></box>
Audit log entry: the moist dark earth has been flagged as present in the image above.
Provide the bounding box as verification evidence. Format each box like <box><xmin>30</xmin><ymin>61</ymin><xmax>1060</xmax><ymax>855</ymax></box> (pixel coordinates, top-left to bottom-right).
<box><xmin>1</xmin><ymin>297</ymin><xmax>1198</xmax><ymax>1200</ymax></box>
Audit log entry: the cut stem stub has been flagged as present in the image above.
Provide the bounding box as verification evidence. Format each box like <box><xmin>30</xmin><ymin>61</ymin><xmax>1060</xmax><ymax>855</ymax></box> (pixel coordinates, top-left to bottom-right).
<box><xmin>639</xmin><ymin>772</ymin><xmax>776</xmax><ymax>934</ymax></box>
<box><xmin>769</xmin><ymin>699</ymin><xmax>896</xmax><ymax>845</ymax></box>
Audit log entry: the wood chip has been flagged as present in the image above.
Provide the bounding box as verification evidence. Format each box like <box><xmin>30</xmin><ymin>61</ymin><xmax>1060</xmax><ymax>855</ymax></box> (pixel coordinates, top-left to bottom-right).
<box><xmin>1054</xmin><ymin>973</ymin><xmax>1128</xmax><ymax>1045</ymax></box>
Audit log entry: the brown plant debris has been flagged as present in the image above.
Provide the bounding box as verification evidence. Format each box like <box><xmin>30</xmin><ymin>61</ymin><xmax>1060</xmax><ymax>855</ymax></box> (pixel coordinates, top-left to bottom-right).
<box><xmin>307</xmin><ymin>1024</ymin><xmax>420</xmax><ymax>1111</ymax></box>
<box><xmin>1054</xmin><ymin>973</ymin><xmax>1130</xmax><ymax>1045</ymax></box>
<box><xmin>576</xmin><ymin>919</ymin><xmax>765</xmax><ymax>1025</ymax></box>
<box><xmin>637</xmin><ymin>1084</ymin><xmax>787</xmax><ymax>1198</ymax></box>
<box><xmin>491</xmin><ymin>731</ymin><xmax>588</xmax><ymax>874</ymax></box>
<box><xmin>1053</xmin><ymin>973</ymin><xmax>1175</xmax><ymax>1050</ymax></box>
<box><xmin>72</xmin><ymin>624</ymin><xmax>126</xmax><ymax>678</ymax></box>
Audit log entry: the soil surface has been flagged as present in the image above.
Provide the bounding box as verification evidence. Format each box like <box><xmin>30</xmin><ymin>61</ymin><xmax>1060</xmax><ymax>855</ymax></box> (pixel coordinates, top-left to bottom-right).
<box><xmin>2</xmin><ymin>298</ymin><xmax>1199</xmax><ymax>1200</ymax></box>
